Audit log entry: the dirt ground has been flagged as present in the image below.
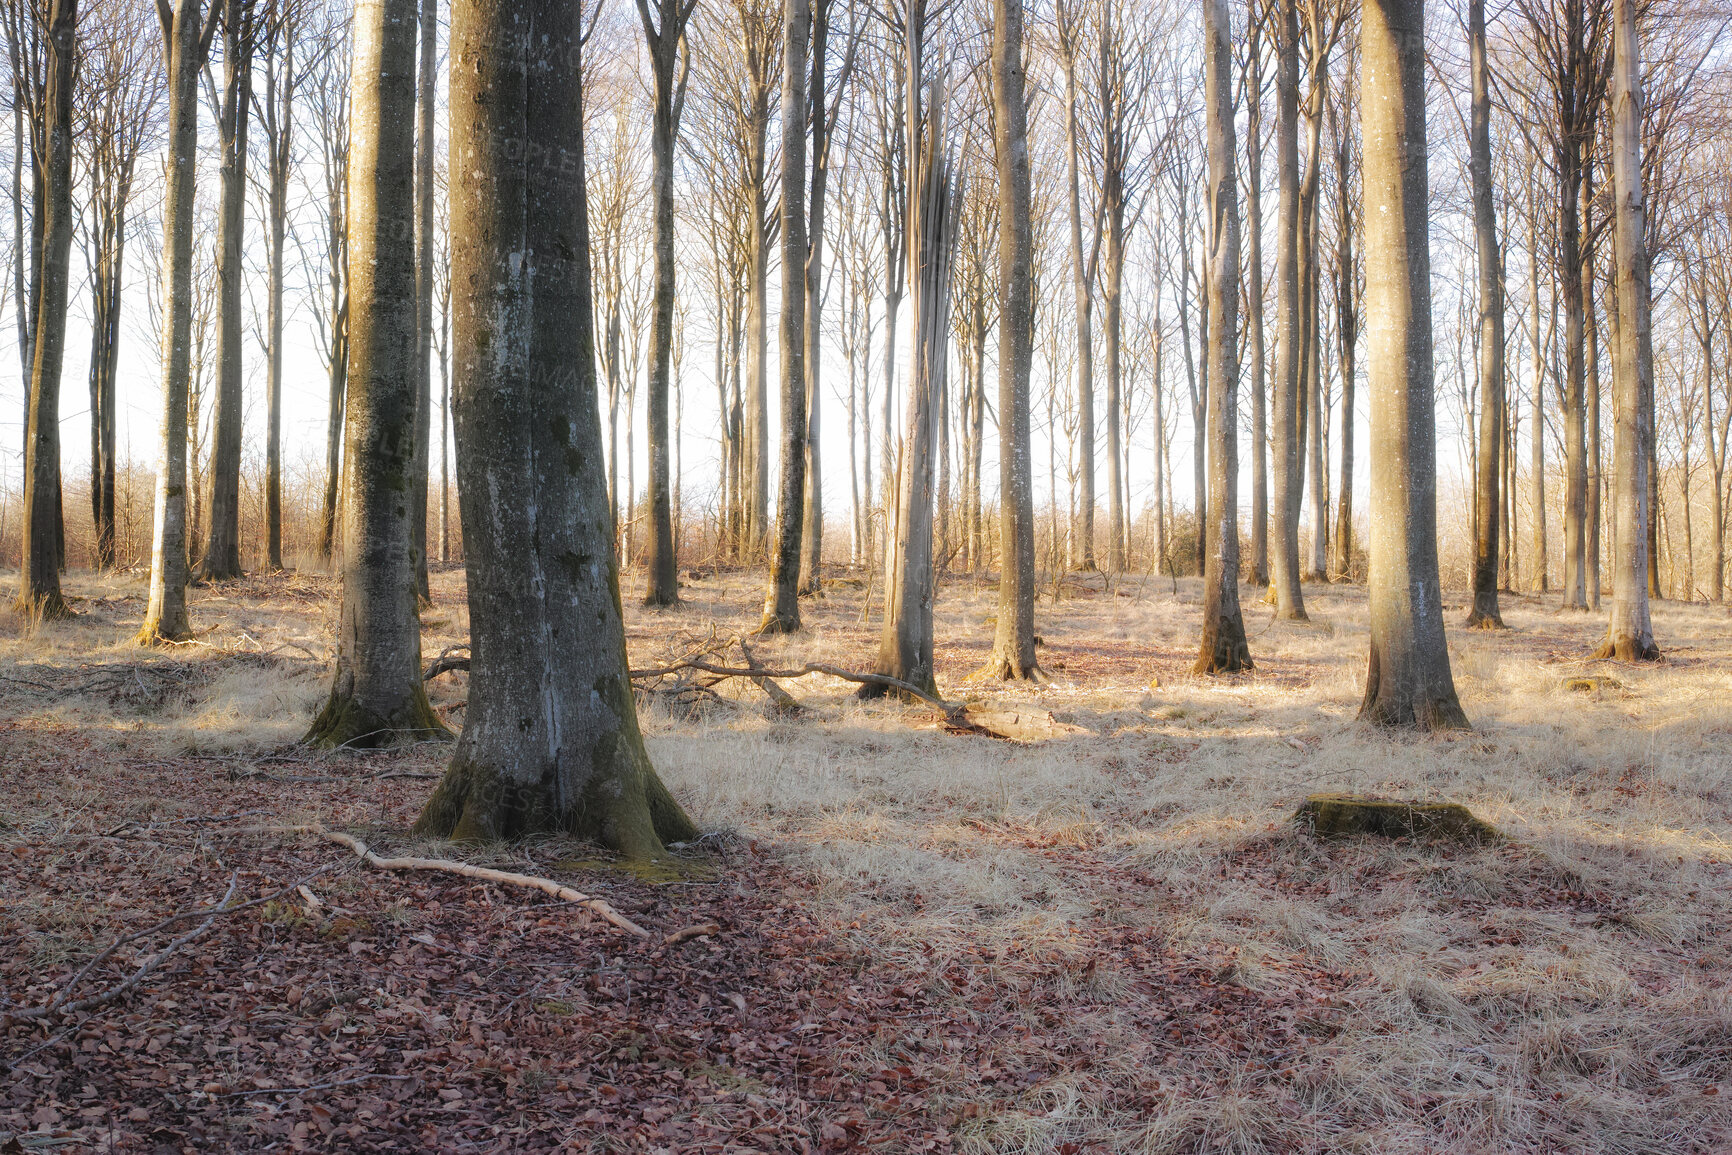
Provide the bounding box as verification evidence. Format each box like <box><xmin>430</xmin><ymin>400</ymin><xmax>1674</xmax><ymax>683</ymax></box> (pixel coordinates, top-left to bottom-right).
<box><xmin>3</xmin><ymin>565</ymin><xmax>1731</xmax><ymax>1153</ymax></box>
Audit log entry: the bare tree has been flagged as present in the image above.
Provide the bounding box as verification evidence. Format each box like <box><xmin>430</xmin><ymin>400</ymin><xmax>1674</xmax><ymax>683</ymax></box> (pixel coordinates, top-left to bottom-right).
<box><xmin>13</xmin><ymin>0</ymin><xmax>73</xmax><ymax>617</ymax></box>
<box><xmin>416</xmin><ymin>0</ymin><xmax>697</xmax><ymax>855</ymax></box>
<box><xmin>1357</xmin><ymin>0</ymin><xmax>1467</xmax><ymax>729</ymax></box>
<box><xmin>1594</xmin><ymin>0</ymin><xmax>1659</xmax><ymax>660</ymax></box>
<box><xmin>1466</xmin><ymin>0</ymin><xmax>1507</xmax><ymax>627</ymax></box>
<box><xmin>306</xmin><ymin>0</ymin><xmax>445</xmax><ymax>745</ymax></box>
<box><xmin>1194</xmin><ymin>0</ymin><xmax>1249</xmax><ymax>675</ymax></box>
<box><xmin>1268</xmin><ymin>0</ymin><xmax>1306</xmax><ymax>618</ymax></box>
<box><xmin>982</xmin><ymin>0</ymin><xmax>1039</xmax><ymax>680</ymax></box>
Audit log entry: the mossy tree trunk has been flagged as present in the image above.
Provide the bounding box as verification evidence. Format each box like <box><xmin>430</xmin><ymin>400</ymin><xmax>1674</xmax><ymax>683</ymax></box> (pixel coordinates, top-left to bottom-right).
<box><xmin>1195</xmin><ymin>0</ymin><xmax>1250</xmax><ymax>676</ymax></box>
<box><xmin>1357</xmin><ymin>0</ymin><xmax>1469</xmax><ymax>731</ymax></box>
<box><xmin>14</xmin><ymin>0</ymin><xmax>74</xmax><ymax>621</ymax></box>
<box><xmin>414</xmin><ymin>0</ymin><xmax>697</xmax><ymax>857</ymax></box>
<box><xmin>306</xmin><ymin>0</ymin><xmax>444</xmax><ymax>748</ymax></box>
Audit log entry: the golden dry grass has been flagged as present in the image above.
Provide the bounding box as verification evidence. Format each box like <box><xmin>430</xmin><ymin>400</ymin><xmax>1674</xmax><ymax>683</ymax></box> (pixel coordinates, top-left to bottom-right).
<box><xmin>3</xmin><ymin>565</ymin><xmax>1731</xmax><ymax>1152</ymax></box>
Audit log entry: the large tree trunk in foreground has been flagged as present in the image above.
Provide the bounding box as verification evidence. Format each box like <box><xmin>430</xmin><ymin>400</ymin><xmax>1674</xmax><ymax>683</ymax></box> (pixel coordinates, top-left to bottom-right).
<box><xmin>416</xmin><ymin>0</ymin><xmax>696</xmax><ymax>856</ymax></box>
<box><xmin>15</xmin><ymin>0</ymin><xmax>74</xmax><ymax>620</ymax></box>
<box><xmin>138</xmin><ymin>0</ymin><xmax>211</xmax><ymax>644</ymax></box>
<box><xmin>1466</xmin><ymin>0</ymin><xmax>1505</xmax><ymax>629</ymax></box>
<box><xmin>1357</xmin><ymin>0</ymin><xmax>1468</xmax><ymax>730</ymax></box>
<box><xmin>1269</xmin><ymin>0</ymin><xmax>1306</xmax><ymax>619</ymax></box>
<box><xmin>1595</xmin><ymin>0</ymin><xmax>1659</xmax><ymax>661</ymax></box>
<box><xmin>761</xmin><ymin>0</ymin><xmax>811</xmax><ymax>634</ymax></box>
<box><xmin>306</xmin><ymin>0</ymin><xmax>445</xmax><ymax>748</ymax></box>
<box><xmin>1195</xmin><ymin>0</ymin><xmax>1250</xmax><ymax>675</ymax></box>
<box><xmin>982</xmin><ymin>0</ymin><xmax>1038</xmax><ymax>681</ymax></box>
<box><xmin>200</xmin><ymin>0</ymin><xmax>254</xmax><ymax>582</ymax></box>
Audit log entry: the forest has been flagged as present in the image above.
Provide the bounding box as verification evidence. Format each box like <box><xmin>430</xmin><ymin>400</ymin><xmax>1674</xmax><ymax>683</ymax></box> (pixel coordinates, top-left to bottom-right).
<box><xmin>3</xmin><ymin>0</ymin><xmax>1732</xmax><ymax>1149</ymax></box>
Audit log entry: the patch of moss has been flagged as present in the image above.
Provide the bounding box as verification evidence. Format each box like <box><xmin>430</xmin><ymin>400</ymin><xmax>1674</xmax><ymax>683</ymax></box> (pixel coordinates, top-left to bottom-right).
<box><xmin>1294</xmin><ymin>793</ymin><xmax>1501</xmax><ymax>844</ymax></box>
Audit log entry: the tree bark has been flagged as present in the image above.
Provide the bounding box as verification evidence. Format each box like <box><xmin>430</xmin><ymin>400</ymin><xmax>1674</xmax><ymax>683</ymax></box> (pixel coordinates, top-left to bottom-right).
<box><xmin>260</xmin><ymin>12</ymin><xmax>294</xmax><ymax>573</ymax></box>
<box><xmin>1245</xmin><ymin>19</ymin><xmax>1269</xmax><ymax>589</ymax></box>
<box><xmin>982</xmin><ymin>0</ymin><xmax>1038</xmax><ymax>680</ymax></box>
<box><xmin>416</xmin><ymin>0</ymin><xmax>697</xmax><ymax>855</ymax></box>
<box><xmin>138</xmin><ymin>0</ymin><xmax>214</xmax><ymax>644</ymax></box>
<box><xmin>14</xmin><ymin>0</ymin><xmax>74</xmax><ymax>619</ymax></box>
<box><xmin>1269</xmin><ymin>0</ymin><xmax>1306</xmax><ymax>619</ymax></box>
<box><xmin>761</xmin><ymin>0</ymin><xmax>810</xmax><ymax>634</ymax></box>
<box><xmin>410</xmin><ymin>0</ymin><xmax>436</xmax><ymax>603</ymax></box>
<box><xmin>1057</xmin><ymin>2</ymin><xmax>1094</xmax><ymax>571</ymax></box>
<box><xmin>638</xmin><ymin>0</ymin><xmax>693</xmax><ymax>606</ymax></box>
<box><xmin>1330</xmin><ymin>89</ymin><xmax>1356</xmax><ymax>584</ymax></box>
<box><xmin>1356</xmin><ymin>0</ymin><xmax>1468</xmax><ymax>730</ymax></box>
<box><xmin>306</xmin><ymin>0</ymin><xmax>445</xmax><ymax>748</ymax></box>
<box><xmin>872</xmin><ymin>45</ymin><xmax>954</xmax><ymax>700</ymax></box>
<box><xmin>199</xmin><ymin>0</ymin><xmax>254</xmax><ymax>582</ymax></box>
<box><xmin>1466</xmin><ymin>0</ymin><xmax>1505</xmax><ymax>629</ymax></box>
<box><xmin>1195</xmin><ymin>0</ymin><xmax>1250</xmax><ymax>676</ymax></box>
<box><xmin>1595</xmin><ymin>0</ymin><xmax>1659</xmax><ymax>661</ymax></box>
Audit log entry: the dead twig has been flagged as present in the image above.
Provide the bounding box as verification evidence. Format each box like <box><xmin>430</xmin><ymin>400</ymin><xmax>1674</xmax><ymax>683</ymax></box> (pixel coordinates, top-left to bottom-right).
<box><xmin>220</xmin><ymin>824</ymin><xmax>650</xmax><ymax>938</ymax></box>
<box><xmin>423</xmin><ymin>645</ymin><xmax>471</xmax><ymax>681</ymax></box>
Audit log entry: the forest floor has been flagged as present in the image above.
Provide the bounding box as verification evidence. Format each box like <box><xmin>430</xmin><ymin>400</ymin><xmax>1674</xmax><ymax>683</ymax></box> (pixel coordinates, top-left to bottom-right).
<box><xmin>3</xmin><ymin>564</ymin><xmax>1732</xmax><ymax>1153</ymax></box>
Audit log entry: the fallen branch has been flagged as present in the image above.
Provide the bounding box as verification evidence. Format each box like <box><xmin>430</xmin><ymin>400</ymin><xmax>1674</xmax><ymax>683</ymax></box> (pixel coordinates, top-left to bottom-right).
<box><xmin>423</xmin><ymin>646</ymin><xmax>471</xmax><ymax>681</ymax></box>
<box><xmin>225</xmin><ymin>768</ymin><xmax>442</xmax><ymax>785</ymax></box>
<box><xmin>665</xmin><ymin>921</ymin><xmax>722</xmax><ymax>945</ymax></box>
<box><xmin>229</xmin><ymin>824</ymin><xmax>650</xmax><ymax>938</ymax></box>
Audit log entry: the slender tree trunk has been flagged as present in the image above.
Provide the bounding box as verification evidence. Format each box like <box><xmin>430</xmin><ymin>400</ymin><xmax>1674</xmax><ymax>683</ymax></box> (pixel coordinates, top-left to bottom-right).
<box><xmin>1596</xmin><ymin>0</ymin><xmax>1658</xmax><ymax>657</ymax></box>
<box><xmin>761</xmin><ymin>0</ymin><xmax>810</xmax><ymax>633</ymax></box>
<box><xmin>1466</xmin><ymin>0</ymin><xmax>1505</xmax><ymax>628</ymax></box>
<box><xmin>639</xmin><ymin>0</ymin><xmax>689</xmax><ymax>606</ymax></box>
<box><xmin>409</xmin><ymin>0</ymin><xmax>436</xmax><ymax>602</ymax></box>
<box><xmin>798</xmin><ymin>0</ymin><xmax>834</xmax><ymax>597</ymax></box>
<box><xmin>744</xmin><ymin>95</ymin><xmax>771</xmax><ymax>559</ymax></box>
<box><xmin>306</xmin><ymin>0</ymin><xmax>446</xmax><ymax>747</ymax></box>
<box><xmin>1104</xmin><ymin>199</ymin><xmax>1125</xmax><ymax>574</ymax></box>
<box><xmin>873</xmin><ymin>49</ymin><xmax>955</xmax><ymax>699</ymax></box>
<box><xmin>1529</xmin><ymin>194</ymin><xmax>1548</xmax><ymax>592</ymax></box>
<box><xmin>416</xmin><ymin>0</ymin><xmax>696</xmax><ymax>855</ymax></box>
<box><xmin>1586</xmin><ymin>187</ymin><xmax>1603</xmax><ymax>608</ymax></box>
<box><xmin>1059</xmin><ymin>20</ymin><xmax>1094</xmax><ymax>571</ymax></box>
<box><xmin>1300</xmin><ymin>44</ymin><xmax>1329</xmax><ymax>583</ymax></box>
<box><xmin>1270</xmin><ymin>0</ymin><xmax>1306</xmax><ymax>618</ymax></box>
<box><xmin>139</xmin><ymin>0</ymin><xmax>211</xmax><ymax>643</ymax></box>
<box><xmin>1195</xmin><ymin>0</ymin><xmax>1250</xmax><ymax>675</ymax></box>
<box><xmin>1559</xmin><ymin>139</ymin><xmax>1589</xmax><ymax>610</ymax></box>
<box><xmin>1246</xmin><ymin>22</ymin><xmax>1269</xmax><ymax>589</ymax></box>
<box><xmin>1357</xmin><ymin>0</ymin><xmax>1468</xmax><ymax>730</ymax></box>
<box><xmin>15</xmin><ymin>0</ymin><xmax>74</xmax><ymax>618</ymax></box>
<box><xmin>200</xmin><ymin>0</ymin><xmax>253</xmax><ymax>581</ymax></box>
<box><xmin>318</xmin><ymin>99</ymin><xmax>349</xmax><ymax>565</ymax></box>
<box><xmin>984</xmin><ymin>0</ymin><xmax>1038</xmax><ymax>680</ymax></box>
<box><xmin>1194</xmin><ymin>282</ymin><xmax>1208</xmax><ymax>575</ymax></box>
<box><xmin>87</xmin><ymin>186</ymin><xmax>125</xmax><ymax>572</ymax></box>
<box><xmin>1330</xmin><ymin>95</ymin><xmax>1356</xmax><ymax>584</ymax></box>
<box><xmin>262</xmin><ymin>27</ymin><xmax>293</xmax><ymax>572</ymax></box>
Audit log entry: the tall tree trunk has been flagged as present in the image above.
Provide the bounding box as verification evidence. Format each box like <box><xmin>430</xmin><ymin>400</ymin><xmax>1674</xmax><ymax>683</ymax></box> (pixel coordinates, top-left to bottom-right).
<box><xmin>1195</xmin><ymin>0</ymin><xmax>1250</xmax><ymax>675</ymax></box>
<box><xmin>139</xmin><ymin>0</ymin><xmax>213</xmax><ymax>643</ymax></box>
<box><xmin>318</xmin><ymin>85</ymin><xmax>349</xmax><ymax>565</ymax></box>
<box><xmin>761</xmin><ymin>0</ymin><xmax>810</xmax><ymax>633</ymax></box>
<box><xmin>1466</xmin><ymin>0</ymin><xmax>1505</xmax><ymax>629</ymax></box>
<box><xmin>1058</xmin><ymin>8</ymin><xmax>1094</xmax><ymax>571</ymax></box>
<box><xmin>1559</xmin><ymin>137</ymin><xmax>1589</xmax><ymax>610</ymax></box>
<box><xmin>87</xmin><ymin>173</ymin><xmax>126</xmax><ymax>572</ymax></box>
<box><xmin>416</xmin><ymin>0</ymin><xmax>697</xmax><ymax>854</ymax></box>
<box><xmin>1330</xmin><ymin>92</ymin><xmax>1356</xmax><ymax>584</ymax></box>
<box><xmin>1300</xmin><ymin>36</ymin><xmax>1329</xmax><ymax>583</ymax></box>
<box><xmin>261</xmin><ymin>20</ymin><xmax>294</xmax><ymax>573</ymax></box>
<box><xmin>1245</xmin><ymin>19</ymin><xmax>1269</xmax><ymax>589</ymax></box>
<box><xmin>744</xmin><ymin>77</ymin><xmax>772</xmax><ymax>560</ymax></box>
<box><xmin>15</xmin><ymin>0</ymin><xmax>73</xmax><ymax>618</ymax></box>
<box><xmin>410</xmin><ymin>0</ymin><xmax>436</xmax><ymax>602</ymax></box>
<box><xmin>200</xmin><ymin>0</ymin><xmax>253</xmax><ymax>581</ymax></box>
<box><xmin>798</xmin><ymin>0</ymin><xmax>836</xmax><ymax>597</ymax></box>
<box><xmin>639</xmin><ymin>0</ymin><xmax>691</xmax><ymax>606</ymax></box>
<box><xmin>1595</xmin><ymin>0</ymin><xmax>1657</xmax><ymax>659</ymax></box>
<box><xmin>1586</xmin><ymin>181</ymin><xmax>1603</xmax><ymax>608</ymax></box>
<box><xmin>306</xmin><ymin>0</ymin><xmax>445</xmax><ymax>747</ymax></box>
<box><xmin>984</xmin><ymin>0</ymin><xmax>1038</xmax><ymax>680</ymax></box>
<box><xmin>1104</xmin><ymin>196</ymin><xmax>1125</xmax><ymax>573</ymax></box>
<box><xmin>1194</xmin><ymin>281</ymin><xmax>1208</xmax><ymax>575</ymax></box>
<box><xmin>873</xmin><ymin>49</ymin><xmax>954</xmax><ymax>698</ymax></box>
<box><xmin>1528</xmin><ymin>192</ymin><xmax>1548</xmax><ymax>592</ymax></box>
<box><xmin>1270</xmin><ymin>0</ymin><xmax>1306</xmax><ymax>618</ymax></box>
<box><xmin>1357</xmin><ymin>0</ymin><xmax>1468</xmax><ymax>730</ymax></box>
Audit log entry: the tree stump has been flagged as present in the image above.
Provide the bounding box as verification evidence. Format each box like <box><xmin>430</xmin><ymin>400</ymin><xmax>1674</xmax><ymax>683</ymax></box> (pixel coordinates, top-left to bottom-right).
<box><xmin>1294</xmin><ymin>794</ymin><xmax>1501</xmax><ymax>844</ymax></box>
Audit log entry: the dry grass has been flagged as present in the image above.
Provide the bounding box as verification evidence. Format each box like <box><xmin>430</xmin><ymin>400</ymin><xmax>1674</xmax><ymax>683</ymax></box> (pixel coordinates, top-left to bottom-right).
<box><xmin>4</xmin><ymin>565</ymin><xmax>1731</xmax><ymax>1152</ymax></box>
